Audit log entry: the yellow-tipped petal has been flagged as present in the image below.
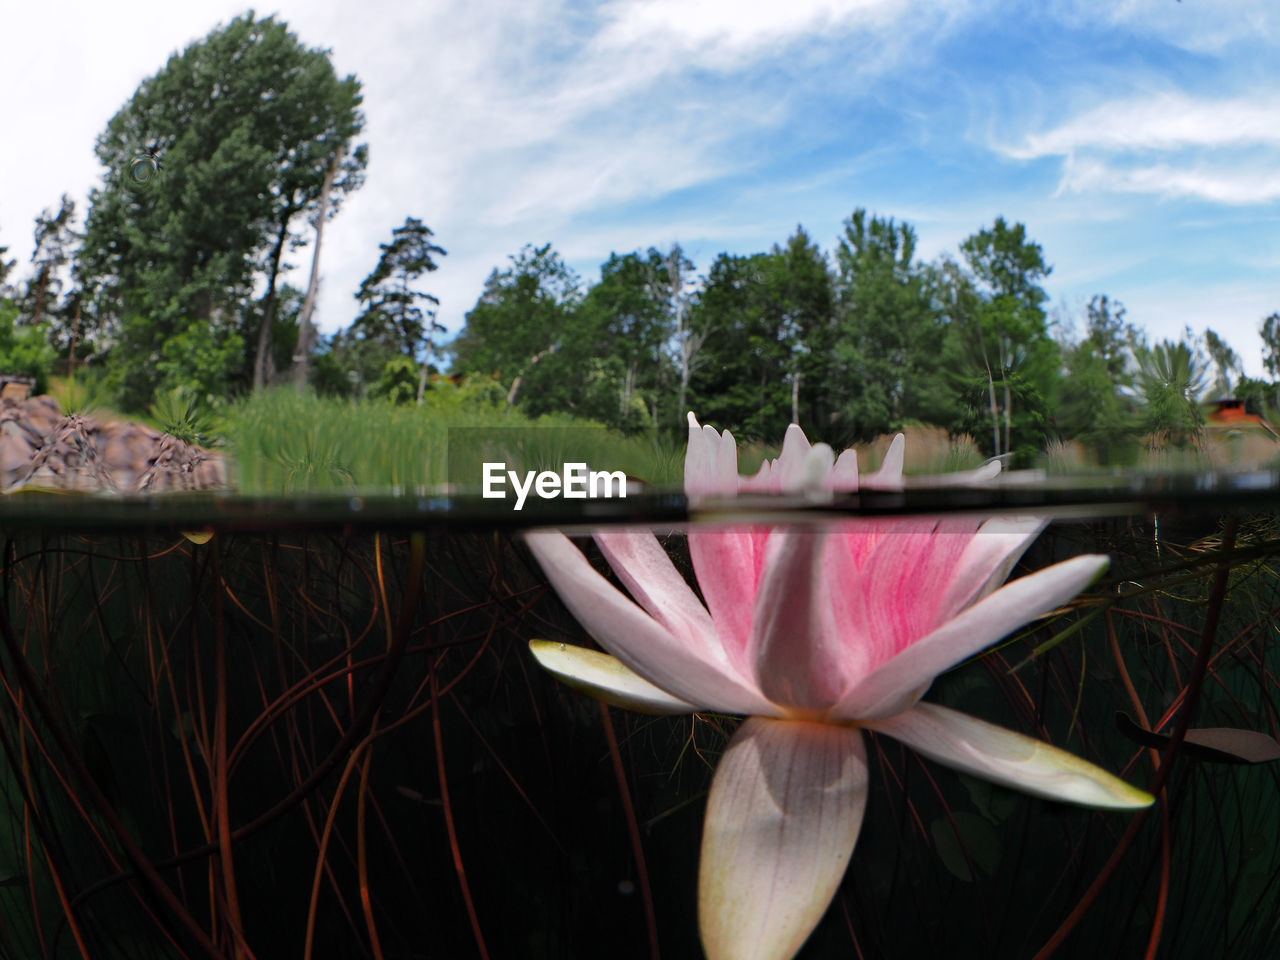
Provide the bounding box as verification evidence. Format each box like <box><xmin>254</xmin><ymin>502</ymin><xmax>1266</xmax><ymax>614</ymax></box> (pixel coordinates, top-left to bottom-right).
<box><xmin>700</xmin><ymin>718</ymin><xmax>867</xmax><ymax>960</ymax></box>
<box><xmin>868</xmin><ymin>702</ymin><xmax>1154</xmax><ymax>809</ymax></box>
<box><xmin>528</xmin><ymin>640</ymin><xmax>697</xmax><ymax>714</ymax></box>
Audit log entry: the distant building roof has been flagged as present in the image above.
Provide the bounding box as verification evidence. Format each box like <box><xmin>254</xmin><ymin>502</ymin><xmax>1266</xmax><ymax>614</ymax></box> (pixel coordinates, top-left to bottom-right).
<box><xmin>1207</xmin><ymin>398</ymin><xmax>1277</xmax><ymax>439</ymax></box>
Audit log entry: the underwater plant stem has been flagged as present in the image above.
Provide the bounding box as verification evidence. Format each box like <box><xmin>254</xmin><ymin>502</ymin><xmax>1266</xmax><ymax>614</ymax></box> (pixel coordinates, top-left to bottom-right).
<box><xmin>212</xmin><ymin>543</ymin><xmax>255</xmax><ymax>959</ymax></box>
<box><xmin>1033</xmin><ymin>517</ymin><xmax>1238</xmax><ymax>960</ymax></box>
<box><xmin>431</xmin><ymin>669</ymin><xmax>490</xmax><ymax>960</ymax></box>
<box><xmin>599</xmin><ymin>702</ymin><xmax>660</xmax><ymax>960</ymax></box>
<box><xmin>356</xmin><ymin>721</ymin><xmax>387</xmax><ymax>960</ymax></box>
<box><xmin>0</xmin><ymin>608</ymin><xmax>226</xmax><ymax>960</ymax></box>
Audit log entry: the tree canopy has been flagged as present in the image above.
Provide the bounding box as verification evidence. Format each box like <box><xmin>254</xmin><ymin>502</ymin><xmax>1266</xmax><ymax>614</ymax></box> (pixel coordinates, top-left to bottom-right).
<box><xmin>78</xmin><ymin>12</ymin><xmax>366</xmax><ymax>410</ymax></box>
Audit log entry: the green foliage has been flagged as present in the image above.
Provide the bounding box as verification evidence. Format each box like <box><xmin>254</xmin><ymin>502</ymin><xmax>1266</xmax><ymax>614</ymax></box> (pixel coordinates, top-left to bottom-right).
<box><xmin>148</xmin><ymin>384</ymin><xmax>222</xmax><ymax>446</ymax></box>
<box><xmin>827</xmin><ymin>210</ymin><xmax>954</xmax><ymax>442</ymax></box>
<box><xmin>79</xmin><ymin>12</ymin><xmax>366</xmax><ymax>411</ymax></box>
<box><xmin>1057</xmin><ymin>295</ymin><xmax>1137</xmax><ymax>460</ymax></box>
<box><xmin>1133</xmin><ymin>336</ymin><xmax>1210</xmax><ymax>446</ymax></box>
<box><xmin>368</xmin><ymin>356</ymin><xmax>422</xmax><ymax>405</ymax></box>
<box><xmin>0</xmin><ymin>299</ymin><xmax>55</xmax><ymax>394</ymax></box>
<box><xmin>151</xmin><ymin>319</ymin><xmax>246</xmax><ymax>403</ymax></box>
<box><xmin>353</xmin><ymin>218</ymin><xmax>446</xmax><ymax>361</ymax></box>
<box><xmin>222</xmin><ymin>387</ymin><xmax>679</xmax><ymax>493</ymax></box>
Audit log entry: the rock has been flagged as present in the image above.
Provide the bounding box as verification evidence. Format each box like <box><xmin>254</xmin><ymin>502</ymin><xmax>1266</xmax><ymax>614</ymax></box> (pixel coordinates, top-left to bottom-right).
<box><xmin>0</xmin><ymin>395</ymin><xmax>229</xmax><ymax>494</ymax></box>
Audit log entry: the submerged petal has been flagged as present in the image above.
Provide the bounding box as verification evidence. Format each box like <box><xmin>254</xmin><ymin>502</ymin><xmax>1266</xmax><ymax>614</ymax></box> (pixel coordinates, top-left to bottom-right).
<box><xmin>833</xmin><ymin>554</ymin><xmax>1110</xmax><ymax>720</ymax></box>
<box><xmin>524</xmin><ymin>531</ymin><xmax>776</xmax><ymax>715</ymax></box>
<box><xmin>700</xmin><ymin>718</ymin><xmax>867</xmax><ymax>960</ymax></box>
<box><xmin>868</xmin><ymin>702</ymin><xmax>1153</xmax><ymax>808</ymax></box>
<box><xmin>528</xmin><ymin>640</ymin><xmax>697</xmax><ymax>714</ymax></box>
<box><xmin>749</xmin><ymin>530</ymin><xmax>847</xmax><ymax>712</ymax></box>
<box><xmin>594</xmin><ymin>529</ymin><xmax>719</xmax><ymax>654</ymax></box>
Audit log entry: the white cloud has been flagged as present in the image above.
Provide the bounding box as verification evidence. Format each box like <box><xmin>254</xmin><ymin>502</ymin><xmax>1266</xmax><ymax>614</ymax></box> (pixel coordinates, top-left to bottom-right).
<box><xmin>1010</xmin><ymin>94</ymin><xmax>1280</xmax><ymax>157</ymax></box>
<box><xmin>999</xmin><ymin>92</ymin><xmax>1280</xmax><ymax>206</ymax></box>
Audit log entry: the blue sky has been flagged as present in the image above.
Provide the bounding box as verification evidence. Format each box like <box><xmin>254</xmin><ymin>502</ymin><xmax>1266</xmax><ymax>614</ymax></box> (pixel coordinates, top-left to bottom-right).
<box><xmin>2</xmin><ymin>0</ymin><xmax>1278</xmax><ymax>376</ymax></box>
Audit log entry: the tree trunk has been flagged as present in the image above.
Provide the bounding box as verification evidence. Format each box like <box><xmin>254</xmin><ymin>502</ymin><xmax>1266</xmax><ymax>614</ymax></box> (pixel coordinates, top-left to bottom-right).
<box><xmin>252</xmin><ymin>219</ymin><xmax>290</xmax><ymax>391</ymax></box>
<box><xmin>30</xmin><ymin>265</ymin><xmax>50</xmax><ymax>327</ymax></box>
<box><xmin>506</xmin><ymin>346</ymin><xmax>555</xmax><ymax>407</ymax></box>
<box><xmin>292</xmin><ymin>149</ymin><xmax>342</xmax><ymax>390</ymax></box>
<box><xmin>791</xmin><ymin>370</ymin><xmax>800</xmax><ymax>425</ymax></box>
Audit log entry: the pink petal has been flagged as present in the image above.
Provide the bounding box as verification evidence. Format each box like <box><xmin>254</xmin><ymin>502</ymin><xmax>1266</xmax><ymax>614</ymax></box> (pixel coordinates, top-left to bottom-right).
<box><xmin>868</xmin><ymin>703</ymin><xmax>1153</xmax><ymax>808</ymax></box>
<box><xmin>688</xmin><ymin>526</ymin><xmax>767</xmax><ymax>672</ymax></box>
<box><xmin>594</xmin><ymin>529</ymin><xmax>719</xmax><ymax>656</ymax></box>
<box><xmin>748</xmin><ymin>531</ymin><xmax>849</xmax><ymax>712</ymax></box>
<box><xmin>931</xmin><ymin>516</ymin><xmax>1046</xmax><ymax>617</ymax></box>
<box><xmin>523</xmin><ymin>531</ymin><xmax>776</xmax><ymax>714</ymax></box>
<box><xmin>831</xmin><ymin>554</ymin><xmax>1110</xmax><ymax>721</ymax></box>
<box><xmin>699</xmin><ymin>718</ymin><xmax>867</xmax><ymax>960</ymax></box>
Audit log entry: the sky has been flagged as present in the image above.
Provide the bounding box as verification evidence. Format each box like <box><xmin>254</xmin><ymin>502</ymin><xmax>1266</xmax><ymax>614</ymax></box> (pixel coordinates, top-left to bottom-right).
<box><xmin>2</xmin><ymin>0</ymin><xmax>1278</xmax><ymax>377</ymax></box>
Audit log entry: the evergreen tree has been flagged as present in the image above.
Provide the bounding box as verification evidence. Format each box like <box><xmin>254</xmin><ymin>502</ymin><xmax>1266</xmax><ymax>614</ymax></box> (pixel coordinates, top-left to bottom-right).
<box><xmin>23</xmin><ymin>195</ymin><xmax>80</xmax><ymax>328</ymax></box>
<box><xmin>351</xmin><ymin>218</ymin><xmax>446</xmax><ymax>403</ymax></box>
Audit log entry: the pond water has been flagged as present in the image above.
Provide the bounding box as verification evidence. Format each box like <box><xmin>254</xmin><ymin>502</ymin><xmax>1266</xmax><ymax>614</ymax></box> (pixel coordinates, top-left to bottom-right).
<box><xmin>0</xmin><ymin>481</ymin><xmax>1277</xmax><ymax>959</ymax></box>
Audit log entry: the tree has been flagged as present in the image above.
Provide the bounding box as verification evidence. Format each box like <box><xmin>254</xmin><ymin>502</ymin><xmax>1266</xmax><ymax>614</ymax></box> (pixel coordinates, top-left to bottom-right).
<box><xmin>351</xmin><ymin>218</ymin><xmax>447</xmax><ymax>403</ymax></box>
<box><xmin>688</xmin><ymin>231</ymin><xmax>831</xmax><ymax>441</ymax></box>
<box><xmin>575</xmin><ymin>250</ymin><xmax>675</xmax><ymax>428</ymax></box>
<box><xmin>450</xmin><ymin>244</ymin><xmax>582</xmax><ymax>411</ymax></box>
<box><xmin>828</xmin><ymin>210</ymin><xmax>950</xmax><ymax>442</ymax></box>
<box><xmin>23</xmin><ymin>195</ymin><xmax>80</xmax><ymax>328</ymax></box>
<box><xmin>1132</xmin><ymin>334</ymin><xmax>1209</xmax><ymax>446</ymax></box>
<box><xmin>1057</xmin><ymin>296</ymin><xmax>1136</xmax><ymax>458</ymax></box>
<box><xmin>1263</xmin><ymin>312</ymin><xmax>1280</xmax><ymax>380</ymax></box>
<box><xmin>953</xmin><ymin>218</ymin><xmax>1059</xmax><ymax>462</ymax></box>
<box><xmin>0</xmin><ymin>222</ymin><xmax>15</xmax><ymax>295</ymax></box>
<box><xmin>1203</xmin><ymin>328</ymin><xmax>1241</xmax><ymax>400</ymax></box>
<box><xmin>80</xmin><ymin>12</ymin><xmax>366</xmax><ymax>410</ymax></box>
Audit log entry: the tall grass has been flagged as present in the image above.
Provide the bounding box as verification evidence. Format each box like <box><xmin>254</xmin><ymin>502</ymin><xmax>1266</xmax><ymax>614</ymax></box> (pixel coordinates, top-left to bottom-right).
<box><xmin>222</xmin><ymin>387</ymin><xmax>686</xmax><ymax>493</ymax></box>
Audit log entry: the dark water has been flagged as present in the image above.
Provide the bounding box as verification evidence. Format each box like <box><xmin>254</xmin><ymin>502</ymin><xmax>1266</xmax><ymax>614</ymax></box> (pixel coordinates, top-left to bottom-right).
<box><xmin>0</xmin><ymin>486</ymin><xmax>1277</xmax><ymax>959</ymax></box>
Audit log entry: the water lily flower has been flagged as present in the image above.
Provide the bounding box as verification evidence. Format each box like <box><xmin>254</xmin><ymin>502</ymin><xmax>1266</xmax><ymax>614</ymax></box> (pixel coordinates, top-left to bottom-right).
<box><xmin>525</xmin><ymin>415</ymin><xmax>1152</xmax><ymax>960</ymax></box>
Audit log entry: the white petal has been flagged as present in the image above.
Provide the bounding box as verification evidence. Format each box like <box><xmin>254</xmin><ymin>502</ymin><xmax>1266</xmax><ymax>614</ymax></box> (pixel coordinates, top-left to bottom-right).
<box><xmin>700</xmin><ymin>718</ymin><xmax>867</xmax><ymax>960</ymax></box>
<box><xmin>863</xmin><ymin>434</ymin><xmax>905</xmax><ymax>489</ymax></box>
<box><xmin>827</xmin><ymin>449</ymin><xmax>859</xmax><ymax>492</ymax></box>
<box><xmin>868</xmin><ymin>703</ymin><xmax>1153</xmax><ymax>808</ymax></box>
<box><xmin>833</xmin><ymin>554</ymin><xmax>1109</xmax><ymax>720</ymax></box>
<box><xmin>523</xmin><ymin>531</ymin><xmax>776</xmax><ymax>715</ymax></box>
<box><xmin>528</xmin><ymin>640</ymin><xmax>696</xmax><ymax>714</ymax></box>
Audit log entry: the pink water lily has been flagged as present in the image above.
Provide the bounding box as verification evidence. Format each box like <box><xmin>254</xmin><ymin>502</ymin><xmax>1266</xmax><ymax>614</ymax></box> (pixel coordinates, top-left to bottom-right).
<box><xmin>525</xmin><ymin>414</ymin><xmax>1152</xmax><ymax>960</ymax></box>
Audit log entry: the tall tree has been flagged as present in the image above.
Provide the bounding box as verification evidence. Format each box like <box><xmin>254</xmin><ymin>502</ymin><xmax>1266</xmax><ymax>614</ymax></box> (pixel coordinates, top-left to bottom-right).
<box><xmin>1262</xmin><ymin>312</ymin><xmax>1280</xmax><ymax>381</ymax></box>
<box><xmin>575</xmin><ymin>250</ymin><xmax>674</xmax><ymax>427</ymax></box>
<box><xmin>687</xmin><ymin>231</ymin><xmax>831</xmax><ymax>441</ymax></box>
<box><xmin>450</xmin><ymin>244</ymin><xmax>583</xmax><ymax>410</ymax></box>
<box><xmin>829</xmin><ymin>210</ymin><xmax>949</xmax><ymax>442</ymax></box>
<box><xmin>24</xmin><ymin>195</ymin><xmax>79</xmax><ymax>328</ymax></box>
<box><xmin>351</xmin><ymin>218</ymin><xmax>446</xmax><ymax>403</ymax></box>
<box><xmin>80</xmin><ymin>12</ymin><xmax>367</xmax><ymax>409</ymax></box>
<box><xmin>1203</xmin><ymin>328</ymin><xmax>1241</xmax><ymax>399</ymax></box>
<box><xmin>1057</xmin><ymin>295</ymin><xmax>1136</xmax><ymax>458</ymax></box>
<box><xmin>954</xmin><ymin>217</ymin><xmax>1058</xmax><ymax>462</ymax></box>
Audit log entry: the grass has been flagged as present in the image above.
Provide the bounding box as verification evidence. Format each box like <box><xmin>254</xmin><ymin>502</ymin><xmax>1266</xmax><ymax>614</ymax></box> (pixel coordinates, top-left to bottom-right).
<box><xmin>221</xmin><ymin>386</ymin><xmax>687</xmax><ymax>494</ymax></box>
